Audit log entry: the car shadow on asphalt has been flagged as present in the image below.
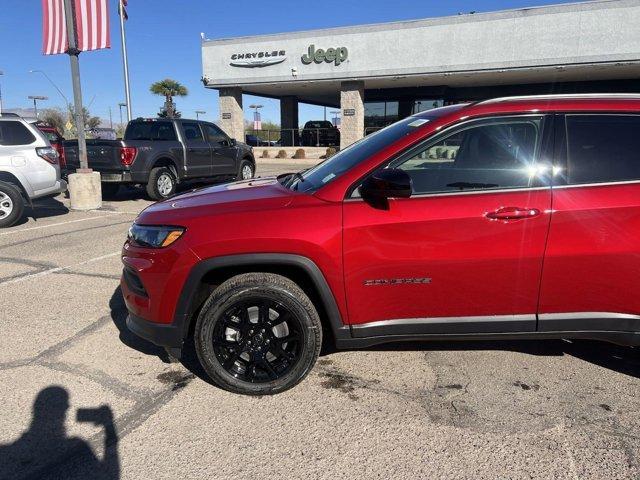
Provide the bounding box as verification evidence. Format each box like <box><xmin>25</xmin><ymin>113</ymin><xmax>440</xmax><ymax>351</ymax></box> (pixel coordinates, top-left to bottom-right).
<box><xmin>333</xmin><ymin>338</ymin><xmax>640</xmax><ymax>379</ymax></box>
<box><xmin>109</xmin><ymin>287</ymin><xmax>173</xmax><ymax>364</ymax></box>
<box><xmin>0</xmin><ymin>386</ymin><xmax>120</xmax><ymax>479</ymax></box>
<box><xmin>11</xmin><ymin>196</ymin><xmax>69</xmax><ymax>227</ymax></box>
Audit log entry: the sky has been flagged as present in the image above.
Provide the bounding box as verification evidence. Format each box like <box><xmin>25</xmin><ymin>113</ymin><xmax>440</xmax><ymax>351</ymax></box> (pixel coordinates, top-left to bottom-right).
<box><xmin>0</xmin><ymin>0</ymin><xmax>583</xmax><ymax>126</ymax></box>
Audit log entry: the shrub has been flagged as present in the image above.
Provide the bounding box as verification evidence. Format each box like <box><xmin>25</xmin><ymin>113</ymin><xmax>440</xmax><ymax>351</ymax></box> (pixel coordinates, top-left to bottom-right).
<box><xmin>325</xmin><ymin>147</ymin><xmax>337</xmax><ymax>159</ymax></box>
<box><xmin>261</xmin><ymin>149</ymin><xmax>270</xmax><ymax>158</ymax></box>
<box><xmin>292</xmin><ymin>148</ymin><xmax>306</xmax><ymax>159</ymax></box>
<box><xmin>276</xmin><ymin>150</ymin><xmax>287</xmax><ymax>159</ymax></box>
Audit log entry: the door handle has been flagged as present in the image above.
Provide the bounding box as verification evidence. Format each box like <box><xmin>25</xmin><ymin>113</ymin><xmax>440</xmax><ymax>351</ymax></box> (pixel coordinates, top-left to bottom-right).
<box><xmin>485</xmin><ymin>207</ymin><xmax>541</xmax><ymax>221</ymax></box>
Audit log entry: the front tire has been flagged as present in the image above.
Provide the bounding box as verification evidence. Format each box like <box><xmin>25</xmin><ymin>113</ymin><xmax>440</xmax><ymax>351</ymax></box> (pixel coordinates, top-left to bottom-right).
<box><xmin>146</xmin><ymin>167</ymin><xmax>176</xmax><ymax>200</ymax></box>
<box><xmin>0</xmin><ymin>181</ymin><xmax>24</xmax><ymax>228</ymax></box>
<box><xmin>237</xmin><ymin>159</ymin><xmax>255</xmax><ymax>181</ymax></box>
<box><xmin>194</xmin><ymin>273</ymin><xmax>322</xmax><ymax>395</ymax></box>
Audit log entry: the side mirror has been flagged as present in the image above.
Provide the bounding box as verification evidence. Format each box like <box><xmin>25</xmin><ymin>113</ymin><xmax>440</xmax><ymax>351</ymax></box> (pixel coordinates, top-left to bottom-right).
<box><xmin>229</xmin><ymin>138</ymin><xmax>237</xmax><ymax>146</ymax></box>
<box><xmin>359</xmin><ymin>168</ymin><xmax>412</xmax><ymax>208</ymax></box>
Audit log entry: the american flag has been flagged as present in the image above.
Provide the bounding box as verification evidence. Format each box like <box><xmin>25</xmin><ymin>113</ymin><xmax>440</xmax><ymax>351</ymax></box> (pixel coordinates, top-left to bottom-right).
<box><xmin>42</xmin><ymin>0</ymin><xmax>111</xmax><ymax>55</ymax></box>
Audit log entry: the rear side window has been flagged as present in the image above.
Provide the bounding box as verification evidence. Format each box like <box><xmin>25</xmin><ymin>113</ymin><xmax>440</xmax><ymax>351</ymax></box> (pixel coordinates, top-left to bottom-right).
<box><xmin>182</xmin><ymin>122</ymin><xmax>204</xmax><ymax>141</ymax></box>
<box><xmin>0</xmin><ymin>121</ymin><xmax>37</xmax><ymax>146</ymax></box>
<box><xmin>566</xmin><ymin>115</ymin><xmax>640</xmax><ymax>185</ymax></box>
<box><xmin>124</xmin><ymin>122</ymin><xmax>177</xmax><ymax>141</ymax></box>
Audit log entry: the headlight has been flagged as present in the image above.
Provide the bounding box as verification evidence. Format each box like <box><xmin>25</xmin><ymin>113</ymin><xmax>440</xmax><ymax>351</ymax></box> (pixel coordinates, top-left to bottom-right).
<box><xmin>128</xmin><ymin>224</ymin><xmax>185</xmax><ymax>248</ymax></box>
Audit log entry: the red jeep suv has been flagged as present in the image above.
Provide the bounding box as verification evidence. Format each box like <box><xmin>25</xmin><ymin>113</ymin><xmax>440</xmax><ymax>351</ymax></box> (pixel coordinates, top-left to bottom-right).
<box><xmin>122</xmin><ymin>94</ymin><xmax>640</xmax><ymax>395</ymax></box>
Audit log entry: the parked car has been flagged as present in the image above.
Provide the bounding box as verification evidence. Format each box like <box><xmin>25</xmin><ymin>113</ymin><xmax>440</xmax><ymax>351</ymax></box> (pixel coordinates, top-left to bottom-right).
<box><xmin>64</xmin><ymin>118</ymin><xmax>255</xmax><ymax>200</ymax></box>
<box><xmin>29</xmin><ymin>120</ymin><xmax>66</xmax><ymax>171</ymax></box>
<box><xmin>0</xmin><ymin>114</ymin><xmax>66</xmax><ymax>227</ymax></box>
<box><xmin>88</xmin><ymin>127</ymin><xmax>118</xmax><ymax>140</ymax></box>
<box><xmin>121</xmin><ymin>94</ymin><xmax>640</xmax><ymax>395</ymax></box>
<box><xmin>300</xmin><ymin>120</ymin><xmax>340</xmax><ymax>147</ymax></box>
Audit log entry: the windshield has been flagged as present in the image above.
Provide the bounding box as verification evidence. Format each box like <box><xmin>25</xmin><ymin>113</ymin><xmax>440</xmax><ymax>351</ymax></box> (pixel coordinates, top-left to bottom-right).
<box><xmin>286</xmin><ymin>104</ymin><xmax>466</xmax><ymax>193</ymax></box>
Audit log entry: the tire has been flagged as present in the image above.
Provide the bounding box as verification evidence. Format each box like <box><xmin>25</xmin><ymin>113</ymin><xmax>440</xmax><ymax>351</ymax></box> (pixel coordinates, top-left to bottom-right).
<box><xmin>237</xmin><ymin>159</ymin><xmax>255</xmax><ymax>181</ymax></box>
<box><xmin>194</xmin><ymin>273</ymin><xmax>322</xmax><ymax>395</ymax></box>
<box><xmin>101</xmin><ymin>183</ymin><xmax>120</xmax><ymax>199</ymax></box>
<box><xmin>146</xmin><ymin>167</ymin><xmax>176</xmax><ymax>200</ymax></box>
<box><xmin>0</xmin><ymin>181</ymin><xmax>24</xmax><ymax>228</ymax></box>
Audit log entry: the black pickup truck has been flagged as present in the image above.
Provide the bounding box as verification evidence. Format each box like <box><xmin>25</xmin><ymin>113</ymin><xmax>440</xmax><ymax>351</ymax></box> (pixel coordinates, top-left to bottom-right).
<box><xmin>64</xmin><ymin>118</ymin><xmax>255</xmax><ymax>200</ymax></box>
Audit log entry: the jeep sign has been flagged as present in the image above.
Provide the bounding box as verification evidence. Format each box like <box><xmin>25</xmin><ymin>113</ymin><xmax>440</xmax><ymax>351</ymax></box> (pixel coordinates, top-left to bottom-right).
<box><xmin>301</xmin><ymin>45</ymin><xmax>348</xmax><ymax>66</ymax></box>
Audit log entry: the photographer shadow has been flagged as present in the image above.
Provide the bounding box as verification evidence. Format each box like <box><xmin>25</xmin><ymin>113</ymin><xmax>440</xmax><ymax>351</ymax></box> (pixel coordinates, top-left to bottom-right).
<box><xmin>0</xmin><ymin>386</ymin><xmax>120</xmax><ymax>479</ymax></box>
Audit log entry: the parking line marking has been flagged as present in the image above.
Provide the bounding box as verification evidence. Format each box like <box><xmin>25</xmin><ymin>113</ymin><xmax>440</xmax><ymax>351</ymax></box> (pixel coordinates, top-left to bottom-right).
<box><xmin>0</xmin><ymin>252</ymin><xmax>120</xmax><ymax>286</ymax></box>
<box><xmin>0</xmin><ymin>213</ymin><xmax>127</xmax><ymax>236</ymax></box>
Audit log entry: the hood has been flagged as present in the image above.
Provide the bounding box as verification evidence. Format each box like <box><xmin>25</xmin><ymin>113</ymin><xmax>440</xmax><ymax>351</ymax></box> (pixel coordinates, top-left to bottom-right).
<box><xmin>137</xmin><ymin>177</ymin><xmax>295</xmax><ymax>223</ymax></box>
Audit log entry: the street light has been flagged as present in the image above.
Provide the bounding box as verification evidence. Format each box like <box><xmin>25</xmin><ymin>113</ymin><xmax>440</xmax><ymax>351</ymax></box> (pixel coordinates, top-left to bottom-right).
<box><xmin>29</xmin><ymin>70</ymin><xmax>70</xmax><ymax>108</ymax></box>
<box><xmin>195</xmin><ymin>110</ymin><xmax>206</xmax><ymax>120</ymax></box>
<box><xmin>0</xmin><ymin>71</ymin><xmax>4</xmax><ymax>115</ymax></box>
<box><xmin>28</xmin><ymin>95</ymin><xmax>48</xmax><ymax>118</ymax></box>
<box><xmin>118</xmin><ymin>102</ymin><xmax>127</xmax><ymax>128</ymax></box>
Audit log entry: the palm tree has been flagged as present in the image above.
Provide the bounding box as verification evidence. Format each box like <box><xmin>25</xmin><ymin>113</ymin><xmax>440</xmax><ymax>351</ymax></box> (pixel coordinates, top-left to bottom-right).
<box><xmin>149</xmin><ymin>79</ymin><xmax>188</xmax><ymax>118</ymax></box>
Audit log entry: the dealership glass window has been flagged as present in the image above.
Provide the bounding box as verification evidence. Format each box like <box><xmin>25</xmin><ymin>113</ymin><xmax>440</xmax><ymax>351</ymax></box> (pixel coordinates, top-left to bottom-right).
<box><xmin>413</xmin><ymin>99</ymin><xmax>444</xmax><ymax>114</ymax></box>
<box><xmin>565</xmin><ymin>115</ymin><xmax>640</xmax><ymax>185</ymax></box>
<box><xmin>390</xmin><ymin>116</ymin><xmax>543</xmax><ymax>195</ymax></box>
<box><xmin>0</xmin><ymin>121</ymin><xmax>36</xmax><ymax>146</ymax></box>
<box><xmin>364</xmin><ymin>101</ymin><xmax>399</xmax><ymax>130</ymax></box>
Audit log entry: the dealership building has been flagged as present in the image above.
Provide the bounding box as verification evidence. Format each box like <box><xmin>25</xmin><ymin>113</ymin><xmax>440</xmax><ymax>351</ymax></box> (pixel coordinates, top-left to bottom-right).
<box><xmin>201</xmin><ymin>0</ymin><xmax>640</xmax><ymax>149</ymax></box>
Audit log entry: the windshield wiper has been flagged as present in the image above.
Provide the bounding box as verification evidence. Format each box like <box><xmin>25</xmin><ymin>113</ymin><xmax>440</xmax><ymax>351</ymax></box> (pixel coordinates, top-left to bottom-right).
<box><xmin>446</xmin><ymin>182</ymin><xmax>499</xmax><ymax>190</ymax></box>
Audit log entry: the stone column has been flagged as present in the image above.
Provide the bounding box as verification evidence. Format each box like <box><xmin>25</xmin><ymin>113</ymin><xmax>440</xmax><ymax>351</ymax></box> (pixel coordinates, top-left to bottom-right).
<box><xmin>280</xmin><ymin>96</ymin><xmax>299</xmax><ymax>146</ymax></box>
<box><xmin>218</xmin><ymin>87</ymin><xmax>244</xmax><ymax>142</ymax></box>
<box><xmin>340</xmin><ymin>80</ymin><xmax>364</xmax><ymax>149</ymax></box>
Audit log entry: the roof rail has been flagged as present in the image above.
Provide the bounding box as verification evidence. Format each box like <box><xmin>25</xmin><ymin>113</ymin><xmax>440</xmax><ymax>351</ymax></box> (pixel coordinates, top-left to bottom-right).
<box><xmin>478</xmin><ymin>93</ymin><xmax>640</xmax><ymax>105</ymax></box>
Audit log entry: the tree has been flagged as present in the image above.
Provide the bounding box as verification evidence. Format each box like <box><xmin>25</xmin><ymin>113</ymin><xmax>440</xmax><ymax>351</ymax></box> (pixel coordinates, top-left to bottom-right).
<box><xmin>150</xmin><ymin>79</ymin><xmax>188</xmax><ymax>118</ymax></box>
<box><xmin>40</xmin><ymin>108</ymin><xmax>66</xmax><ymax>134</ymax></box>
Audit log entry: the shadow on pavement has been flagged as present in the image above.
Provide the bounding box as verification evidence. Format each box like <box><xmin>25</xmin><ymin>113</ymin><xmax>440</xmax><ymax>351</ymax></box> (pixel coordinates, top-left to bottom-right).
<box><xmin>109</xmin><ymin>287</ymin><xmax>172</xmax><ymax>364</ymax></box>
<box><xmin>0</xmin><ymin>386</ymin><xmax>120</xmax><ymax>479</ymax></box>
<box><xmin>335</xmin><ymin>338</ymin><xmax>640</xmax><ymax>379</ymax></box>
<box><xmin>11</xmin><ymin>196</ymin><xmax>69</xmax><ymax>227</ymax></box>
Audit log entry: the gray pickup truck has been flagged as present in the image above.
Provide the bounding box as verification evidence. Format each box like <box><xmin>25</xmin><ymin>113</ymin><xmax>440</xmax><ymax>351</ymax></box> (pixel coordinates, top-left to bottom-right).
<box><xmin>64</xmin><ymin>118</ymin><xmax>255</xmax><ymax>200</ymax></box>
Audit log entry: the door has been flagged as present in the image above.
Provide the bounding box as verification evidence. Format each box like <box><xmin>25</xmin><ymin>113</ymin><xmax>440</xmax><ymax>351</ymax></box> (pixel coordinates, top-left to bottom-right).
<box><xmin>538</xmin><ymin>114</ymin><xmax>640</xmax><ymax>332</ymax></box>
<box><xmin>202</xmin><ymin>123</ymin><xmax>237</xmax><ymax>175</ymax></box>
<box><xmin>180</xmin><ymin>122</ymin><xmax>211</xmax><ymax>178</ymax></box>
<box><xmin>343</xmin><ymin>115</ymin><xmax>553</xmax><ymax>336</ymax></box>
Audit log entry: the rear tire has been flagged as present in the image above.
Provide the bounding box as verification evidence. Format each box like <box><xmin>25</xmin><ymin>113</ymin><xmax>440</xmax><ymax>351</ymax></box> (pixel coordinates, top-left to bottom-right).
<box><xmin>101</xmin><ymin>183</ymin><xmax>120</xmax><ymax>199</ymax></box>
<box><xmin>194</xmin><ymin>273</ymin><xmax>322</xmax><ymax>395</ymax></box>
<box><xmin>0</xmin><ymin>181</ymin><xmax>24</xmax><ymax>228</ymax></box>
<box><xmin>146</xmin><ymin>167</ymin><xmax>176</xmax><ymax>200</ymax></box>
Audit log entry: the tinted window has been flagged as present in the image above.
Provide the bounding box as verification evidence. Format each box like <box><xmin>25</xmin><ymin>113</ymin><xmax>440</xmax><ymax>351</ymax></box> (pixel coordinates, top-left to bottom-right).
<box><xmin>305</xmin><ymin>121</ymin><xmax>333</xmax><ymax>129</ymax></box>
<box><xmin>203</xmin><ymin>123</ymin><xmax>227</xmax><ymax>144</ymax></box>
<box><xmin>0</xmin><ymin>121</ymin><xmax>36</xmax><ymax>146</ymax></box>
<box><xmin>182</xmin><ymin>122</ymin><xmax>204</xmax><ymax>141</ymax></box>
<box><xmin>389</xmin><ymin>117</ymin><xmax>542</xmax><ymax>195</ymax></box>
<box><xmin>566</xmin><ymin>115</ymin><xmax>640</xmax><ymax>185</ymax></box>
<box><xmin>124</xmin><ymin>122</ymin><xmax>176</xmax><ymax>141</ymax></box>
<box><xmin>292</xmin><ymin>104</ymin><xmax>468</xmax><ymax>192</ymax></box>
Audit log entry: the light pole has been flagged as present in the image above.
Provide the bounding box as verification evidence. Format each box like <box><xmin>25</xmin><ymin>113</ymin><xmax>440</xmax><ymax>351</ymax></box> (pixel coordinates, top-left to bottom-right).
<box><xmin>118</xmin><ymin>102</ymin><xmax>127</xmax><ymax>128</ymax></box>
<box><xmin>249</xmin><ymin>104</ymin><xmax>263</xmax><ymax>138</ymax></box>
<box><xmin>29</xmin><ymin>70</ymin><xmax>70</xmax><ymax>109</ymax></box>
<box><xmin>0</xmin><ymin>71</ymin><xmax>4</xmax><ymax>115</ymax></box>
<box><xmin>118</xmin><ymin>0</ymin><xmax>132</xmax><ymax>121</ymax></box>
<box><xmin>195</xmin><ymin>110</ymin><xmax>206</xmax><ymax>120</ymax></box>
<box><xmin>28</xmin><ymin>95</ymin><xmax>48</xmax><ymax>118</ymax></box>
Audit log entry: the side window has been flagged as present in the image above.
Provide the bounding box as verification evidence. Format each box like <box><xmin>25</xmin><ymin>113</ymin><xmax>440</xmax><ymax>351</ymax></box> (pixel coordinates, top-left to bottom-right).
<box><xmin>566</xmin><ymin>115</ymin><xmax>640</xmax><ymax>185</ymax></box>
<box><xmin>0</xmin><ymin>121</ymin><xmax>37</xmax><ymax>146</ymax></box>
<box><xmin>181</xmin><ymin>122</ymin><xmax>204</xmax><ymax>141</ymax></box>
<box><xmin>204</xmin><ymin>123</ymin><xmax>228</xmax><ymax>144</ymax></box>
<box><xmin>391</xmin><ymin>117</ymin><xmax>543</xmax><ymax>195</ymax></box>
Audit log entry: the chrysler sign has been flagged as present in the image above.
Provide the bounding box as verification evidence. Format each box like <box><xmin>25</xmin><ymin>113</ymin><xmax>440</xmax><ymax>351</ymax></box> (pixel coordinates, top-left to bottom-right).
<box><xmin>230</xmin><ymin>50</ymin><xmax>286</xmax><ymax>68</ymax></box>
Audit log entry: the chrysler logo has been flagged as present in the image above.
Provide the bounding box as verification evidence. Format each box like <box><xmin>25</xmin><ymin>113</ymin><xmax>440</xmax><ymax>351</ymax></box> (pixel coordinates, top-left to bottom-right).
<box><xmin>230</xmin><ymin>50</ymin><xmax>286</xmax><ymax>68</ymax></box>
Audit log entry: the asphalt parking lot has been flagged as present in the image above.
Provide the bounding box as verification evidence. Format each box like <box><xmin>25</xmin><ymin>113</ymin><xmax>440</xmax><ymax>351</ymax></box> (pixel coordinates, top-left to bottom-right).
<box><xmin>1</xmin><ymin>159</ymin><xmax>640</xmax><ymax>479</ymax></box>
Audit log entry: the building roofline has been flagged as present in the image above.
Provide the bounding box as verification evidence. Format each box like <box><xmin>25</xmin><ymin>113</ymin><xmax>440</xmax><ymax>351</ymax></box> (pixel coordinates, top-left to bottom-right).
<box><xmin>202</xmin><ymin>0</ymin><xmax>635</xmax><ymax>45</ymax></box>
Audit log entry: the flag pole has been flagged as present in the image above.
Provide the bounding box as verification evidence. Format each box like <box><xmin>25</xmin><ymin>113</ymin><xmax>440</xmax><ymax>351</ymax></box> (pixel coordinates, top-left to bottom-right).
<box><xmin>118</xmin><ymin>0</ymin><xmax>132</xmax><ymax>121</ymax></box>
<box><xmin>63</xmin><ymin>0</ymin><xmax>88</xmax><ymax>171</ymax></box>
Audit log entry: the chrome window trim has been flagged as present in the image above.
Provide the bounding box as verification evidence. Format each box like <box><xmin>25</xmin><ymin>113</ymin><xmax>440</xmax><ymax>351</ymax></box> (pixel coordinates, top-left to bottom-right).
<box><xmin>344</xmin><ymin>185</ymin><xmax>551</xmax><ymax>203</ymax></box>
<box><xmin>539</xmin><ymin>312</ymin><xmax>640</xmax><ymax>321</ymax></box>
<box><xmin>552</xmin><ymin>179</ymin><xmax>640</xmax><ymax>190</ymax></box>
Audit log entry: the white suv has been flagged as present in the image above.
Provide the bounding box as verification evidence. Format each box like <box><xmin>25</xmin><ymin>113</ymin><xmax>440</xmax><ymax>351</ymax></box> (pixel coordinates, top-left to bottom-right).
<box><xmin>0</xmin><ymin>114</ymin><xmax>67</xmax><ymax>227</ymax></box>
